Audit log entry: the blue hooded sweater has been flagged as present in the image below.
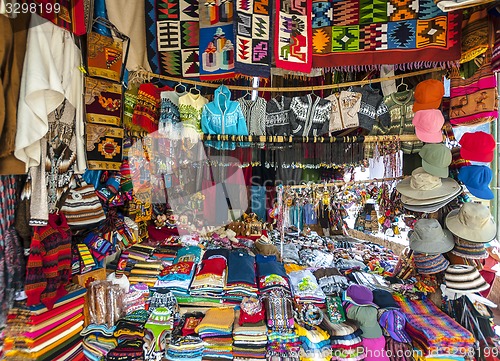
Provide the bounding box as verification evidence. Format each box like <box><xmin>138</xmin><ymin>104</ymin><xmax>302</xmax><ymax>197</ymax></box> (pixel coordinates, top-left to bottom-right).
<box><xmin>201</xmin><ymin>85</ymin><xmax>248</xmax><ymax>136</ymax></box>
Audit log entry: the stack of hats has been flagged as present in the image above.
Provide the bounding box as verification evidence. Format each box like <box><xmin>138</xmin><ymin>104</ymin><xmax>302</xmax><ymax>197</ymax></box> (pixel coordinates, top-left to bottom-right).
<box><xmin>3</xmin><ymin>284</ymin><xmax>86</xmax><ymax>361</ymax></box>
<box><xmin>320</xmin><ymin>316</ymin><xmax>363</xmax><ymax>361</ymax></box>
<box><xmin>444</xmin><ymin>265</ymin><xmax>490</xmax><ymax>295</ymax></box>
<box><xmin>144</xmin><ymin>307</ymin><xmax>173</xmax><ymax>358</ymax></box>
<box><xmin>396</xmin><ymin>167</ymin><xmax>461</xmax><ymax>213</ymax></box>
<box><xmin>232</xmin><ymin>310</ymin><xmax>268</xmax><ymax>360</ymax></box>
<box><xmin>412</xmin><ymin>80</ymin><xmax>445</xmax><ymax>143</ymax></box>
<box><xmin>373</xmin><ymin>289</ymin><xmax>412</xmax><ymax>348</ymax></box>
<box><xmin>458</xmin><ymin>132</ymin><xmax>496</xmax><ymax>200</ymax></box>
<box><xmin>194</xmin><ymin>307</ymin><xmax>235</xmax><ymax>360</ymax></box>
<box><xmin>409</xmin><ymin>219</ymin><xmax>453</xmax><ymax>275</ymax></box>
<box><xmin>446</xmin><ymin>202</ymin><xmax>496</xmax><ymax>265</ymax></box>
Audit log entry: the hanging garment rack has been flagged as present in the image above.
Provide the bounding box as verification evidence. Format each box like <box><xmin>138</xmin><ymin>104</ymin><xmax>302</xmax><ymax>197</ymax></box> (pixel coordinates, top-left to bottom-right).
<box><xmin>124</xmin><ymin>132</ymin><xmax>430</xmax><ymax>143</ymax></box>
<box><xmin>283</xmin><ymin>176</ymin><xmax>404</xmax><ymax>189</ymax></box>
<box><xmin>131</xmin><ymin>67</ymin><xmax>444</xmax><ymax>92</ymax></box>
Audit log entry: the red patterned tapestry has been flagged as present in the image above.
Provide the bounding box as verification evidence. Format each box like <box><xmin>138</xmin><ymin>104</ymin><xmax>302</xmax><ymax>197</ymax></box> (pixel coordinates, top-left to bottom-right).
<box><xmin>274</xmin><ymin>0</ymin><xmax>313</xmax><ymax>73</ymax></box>
<box><xmin>311</xmin><ymin>0</ymin><xmax>462</xmax><ymax>71</ymax></box>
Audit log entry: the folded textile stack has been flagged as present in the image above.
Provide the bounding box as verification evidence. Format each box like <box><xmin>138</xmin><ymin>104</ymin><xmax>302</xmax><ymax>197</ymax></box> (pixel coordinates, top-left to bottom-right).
<box><xmin>174</xmin><ymin>246</ymin><xmax>203</xmax><ymax>264</ymax></box>
<box><xmin>3</xmin><ymin>284</ymin><xmax>86</xmax><ymax>361</ymax></box>
<box><xmin>128</xmin><ymin>260</ymin><xmax>165</xmax><ymax>287</ymax></box>
<box><xmin>195</xmin><ymin>307</ymin><xmax>235</xmax><ymax>361</ymax></box>
<box><xmin>165</xmin><ymin>312</ymin><xmax>205</xmax><ymax>361</ymax></box>
<box><xmin>190</xmin><ymin>257</ymin><xmax>227</xmax><ymax>298</ymax></box>
<box><xmin>152</xmin><ymin>244</ymin><xmax>183</xmax><ymax>264</ymax></box>
<box><xmin>256</xmin><ymin>255</ymin><xmax>291</xmax><ymax>296</ymax></box>
<box><xmin>224</xmin><ymin>251</ymin><xmax>258</xmax><ymax>302</ymax></box>
<box><xmin>313</xmin><ymin>267</ymin><xmax>350</xmax><ymax>296</ymax></box>
<box><xmin>289</xmin><ymin>269</ymin><xmax>326</xmax><ymax>307</ymax></box>
<box><xmin>154</xmin><ymin>261</ymin><xmax>196</xmax><ymax>296</ymax></box>
<box><xmin>295</xmin><ymin>323</ymin><xmax>331</xmax><ymax>361</ymax></box>
<box><xmin>127</xmin><ymin>244</ymin><xmax>156</xmax><ymax>262</ymax></box>
<box><xmin>233</xmin><ymin>310</ymin><xmax>267</xmax><ymax>360</ymax></box>
<box><xmin>81</xmin><ymin>324</ymin><xmax>117</xmax><ymax>361</ymax></box>
<box><xmin>320</xmin><ymin>315</ymin><xmax>364</xmax><ymax>361</ymax></box>
<box><xmin>394</xmin><ymin>294</ymin><xmax>475</xmax><ymax>356</ymax></box>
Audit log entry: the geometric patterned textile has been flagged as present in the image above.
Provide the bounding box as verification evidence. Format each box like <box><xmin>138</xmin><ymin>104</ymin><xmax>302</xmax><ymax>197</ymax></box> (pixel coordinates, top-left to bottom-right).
<box><xmin>312</xmin><ymin>0</ymin><xmax>462</xmax><ymax>70</ymax></box>
<box><xmin>274</xmin><ymin>0</ymin><xmax>313</xmax><ymax>72</ymax></box>
<box><xmin>198</xmin><ymin>0</ymin><xmax>236</xmax><ymax>79</ymax></box>
<box><xmin>145</xmin><ymin>0</ymin><xmax>200</xmax><ymax>77</ymax></box>
<box><xmin>235</xmin><ymin>0</ymin><xmax>273</xmax><ymax>78</ymax></box>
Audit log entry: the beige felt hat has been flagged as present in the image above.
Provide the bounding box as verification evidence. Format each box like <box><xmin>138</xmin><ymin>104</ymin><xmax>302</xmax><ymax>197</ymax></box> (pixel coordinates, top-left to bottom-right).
<box><xmin>445</xmin><ymin>202</ymin><xmax>496</xmax><ymax>243</ymax></box>
<box><xmin>396</xmin><ymin>167</ymin><xmax>460</xmax><ymax>200</ymax></box>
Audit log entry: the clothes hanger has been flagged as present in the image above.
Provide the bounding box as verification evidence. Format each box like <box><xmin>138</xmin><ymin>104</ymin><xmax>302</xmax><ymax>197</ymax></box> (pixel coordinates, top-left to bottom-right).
<box><xmin>175</xmin><ymin>82</ymin><xmax>187</xmax><ymax>93</ymax></box>
<box><xmin>397</xmin><ymin>78</ymin><xmax>409</xmax><ymax>92</ymax></box>
<box><xmin>189</xmin><ymin>85</ymin><xmax>200</xmax><ymax>95</ymax></box>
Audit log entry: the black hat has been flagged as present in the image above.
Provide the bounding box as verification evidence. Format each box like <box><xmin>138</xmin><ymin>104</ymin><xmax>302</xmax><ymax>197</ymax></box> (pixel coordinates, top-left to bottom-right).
<box><xmin>372</xmin><ymin>289</ymin><xmax>399</xmax><ymax>309</ymax></box>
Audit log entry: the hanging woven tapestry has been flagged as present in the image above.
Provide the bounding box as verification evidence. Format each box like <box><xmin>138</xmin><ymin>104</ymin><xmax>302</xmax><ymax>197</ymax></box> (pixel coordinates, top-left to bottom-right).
<box><xmin>86</xmin><ymin>124</ymin><xmax>124</xmax><ymax>171</ymax></box>
<box><xmin>311</xmin><ymin>0</ymin><xmax>461</xmax><ymax>71</ymax></box>
<box><xmin>145</xmin><ymin>0</ymin><xmax>200</xmax><ymax>77</ymax></box>
<box><xmin>198</xmin><ymin>0</ymin><xmax>235</xmax><ymax>80</ymax></box>
<box><xmin>234</xmin><ymin>0</ymin><xmax>273</xmax><ymax>78</ymax></box>
<box><xmin>274</xmin><ymin>0</ymin><xmax>313</xmax><ymax>73</ymax></box>
<box><xmin>85</xmin><ymin>77</ymin><xmax>122</xmax><ymax>127</ymax></box>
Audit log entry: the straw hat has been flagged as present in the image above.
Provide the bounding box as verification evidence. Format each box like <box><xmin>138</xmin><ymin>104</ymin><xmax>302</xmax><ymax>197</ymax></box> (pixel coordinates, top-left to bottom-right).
<box><xmin>445</xmin><ymin>203</ymin><xmax>496</xmax><ymax>243</ymax></box>
<box><xmin>396</xmin><ymin>167</ymin><xmax>460</xmax><ymax>200</ymax></box>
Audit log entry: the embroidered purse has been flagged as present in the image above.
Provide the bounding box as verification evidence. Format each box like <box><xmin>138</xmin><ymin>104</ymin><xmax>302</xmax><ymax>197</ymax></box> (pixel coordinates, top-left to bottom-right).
<box><xmin>60</xmin><ymin>176</ymin><xmax>106</xmax><ymax>229</ymax></box>
<box><xmin>449</xmin><ymin>57</ymin><xmax>498</xmax><ymax>126</ymax></box>
<box><xmin>326</xmin><ymin>296</ymin><xmax>346</xmax><ymax>324</ymax></box>
<box><xmin>86</xmin><ymin>17</ymin><xmax>129</xmax><ymax>83</ymax></box>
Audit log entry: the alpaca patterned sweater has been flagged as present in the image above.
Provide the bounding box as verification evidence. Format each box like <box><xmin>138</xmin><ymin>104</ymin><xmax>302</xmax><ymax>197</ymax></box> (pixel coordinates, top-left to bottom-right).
<box><xmin>25</xmin><ymin>213</ymin><xmax>72</xmax><ymax>309</ymax></box>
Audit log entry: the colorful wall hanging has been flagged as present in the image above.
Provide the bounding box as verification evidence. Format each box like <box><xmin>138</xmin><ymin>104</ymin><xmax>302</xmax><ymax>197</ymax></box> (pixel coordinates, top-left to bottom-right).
<box><xmin>198</xmin><ymin>0</ymin><xmax>236</xmax><ymax>79</ymax></box>
<box><xmin>85</xmin><ymin>77</ymin><xmax>122</xmax><ymax>127</ymax></box>
<box><xmin>234</xmin><ymin>0</ymin><xmax>273</xmax><ymax>78</ymax></box>
<box><xmin>145</xmin><ymin>0</ymin><xmax>200</xmax><ymax>78</ymax></box>
<box><xmin>274</xmin><ymin>0</ymin><xmax>313</xmax><ymax>72</ymax></box>
<box><xmin>86</xmin><ymin>124</ymin><xmax>124</xmax><ymax>171</ymax></box>
<box><xmin>311</xmin><ymin>0</ymin><xmax>462</xmax><ymax>71</ymax></box>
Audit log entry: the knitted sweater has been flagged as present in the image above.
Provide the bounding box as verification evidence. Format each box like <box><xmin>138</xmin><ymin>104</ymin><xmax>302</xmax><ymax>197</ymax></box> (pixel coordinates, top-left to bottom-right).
<box><xmin>237</xmin><ymin>97</ymin><xmax>266</xmax><ymax>136</ymax></box>
<box><xmin>326</xmin><ymin>91</ymin><xmax>362</xmax><ymax>132</ymax></box>
<box><xmin>25</xmin><ymin>213</ymin><xmax>72</xmax><ymax>310</ymax></box>
<box><xmin>265</xmin><ymin>96</ymin><xmax>292</xmax><ymax>136</ymax></box>
<box><xmin>369</xmin><ymin>89</ymin><xmax>422</xmax><ymax>155</ymax></box>
<box><xmin>289</xmin><ymin>94</ymin><xmax>331</xmax><ymax>137</ymax></box>
<box><xmin>351</xmin><ymin>85</ymin><xmax>391</xmax><ymax>131</ymax></box>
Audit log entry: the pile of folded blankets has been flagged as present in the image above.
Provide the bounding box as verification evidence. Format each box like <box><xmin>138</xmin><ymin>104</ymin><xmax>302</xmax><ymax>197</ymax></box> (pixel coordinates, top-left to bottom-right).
<box><xmin>195</xmin><ymin>307</ymin><xmax>234</xmax><ymax>360</ymax></box>
<box><xmin>3</xmin><ymin>284</ymin><xmax>86</xmax><ymax>361</ymax></box>
<box><xmin>233</xmin><ymin>301</ymin><xmax>267</xmax><ymax>360</ymax></box>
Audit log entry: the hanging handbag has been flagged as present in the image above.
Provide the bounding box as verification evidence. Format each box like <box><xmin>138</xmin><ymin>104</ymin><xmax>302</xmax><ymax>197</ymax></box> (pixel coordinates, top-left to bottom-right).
<box><xmin>86</xmin><ymin>17</ymin><xmax>129</xmax><ymax>83</ymax></box>
<box><xmin>449</xmin><ymin>55</ymin><xmax>498</xmax><ymax>126</ymax></box>
<box><xmin>60</xmin><ymin>176</ymin><xmax>106</xmax><ymax>229</ymax></box>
